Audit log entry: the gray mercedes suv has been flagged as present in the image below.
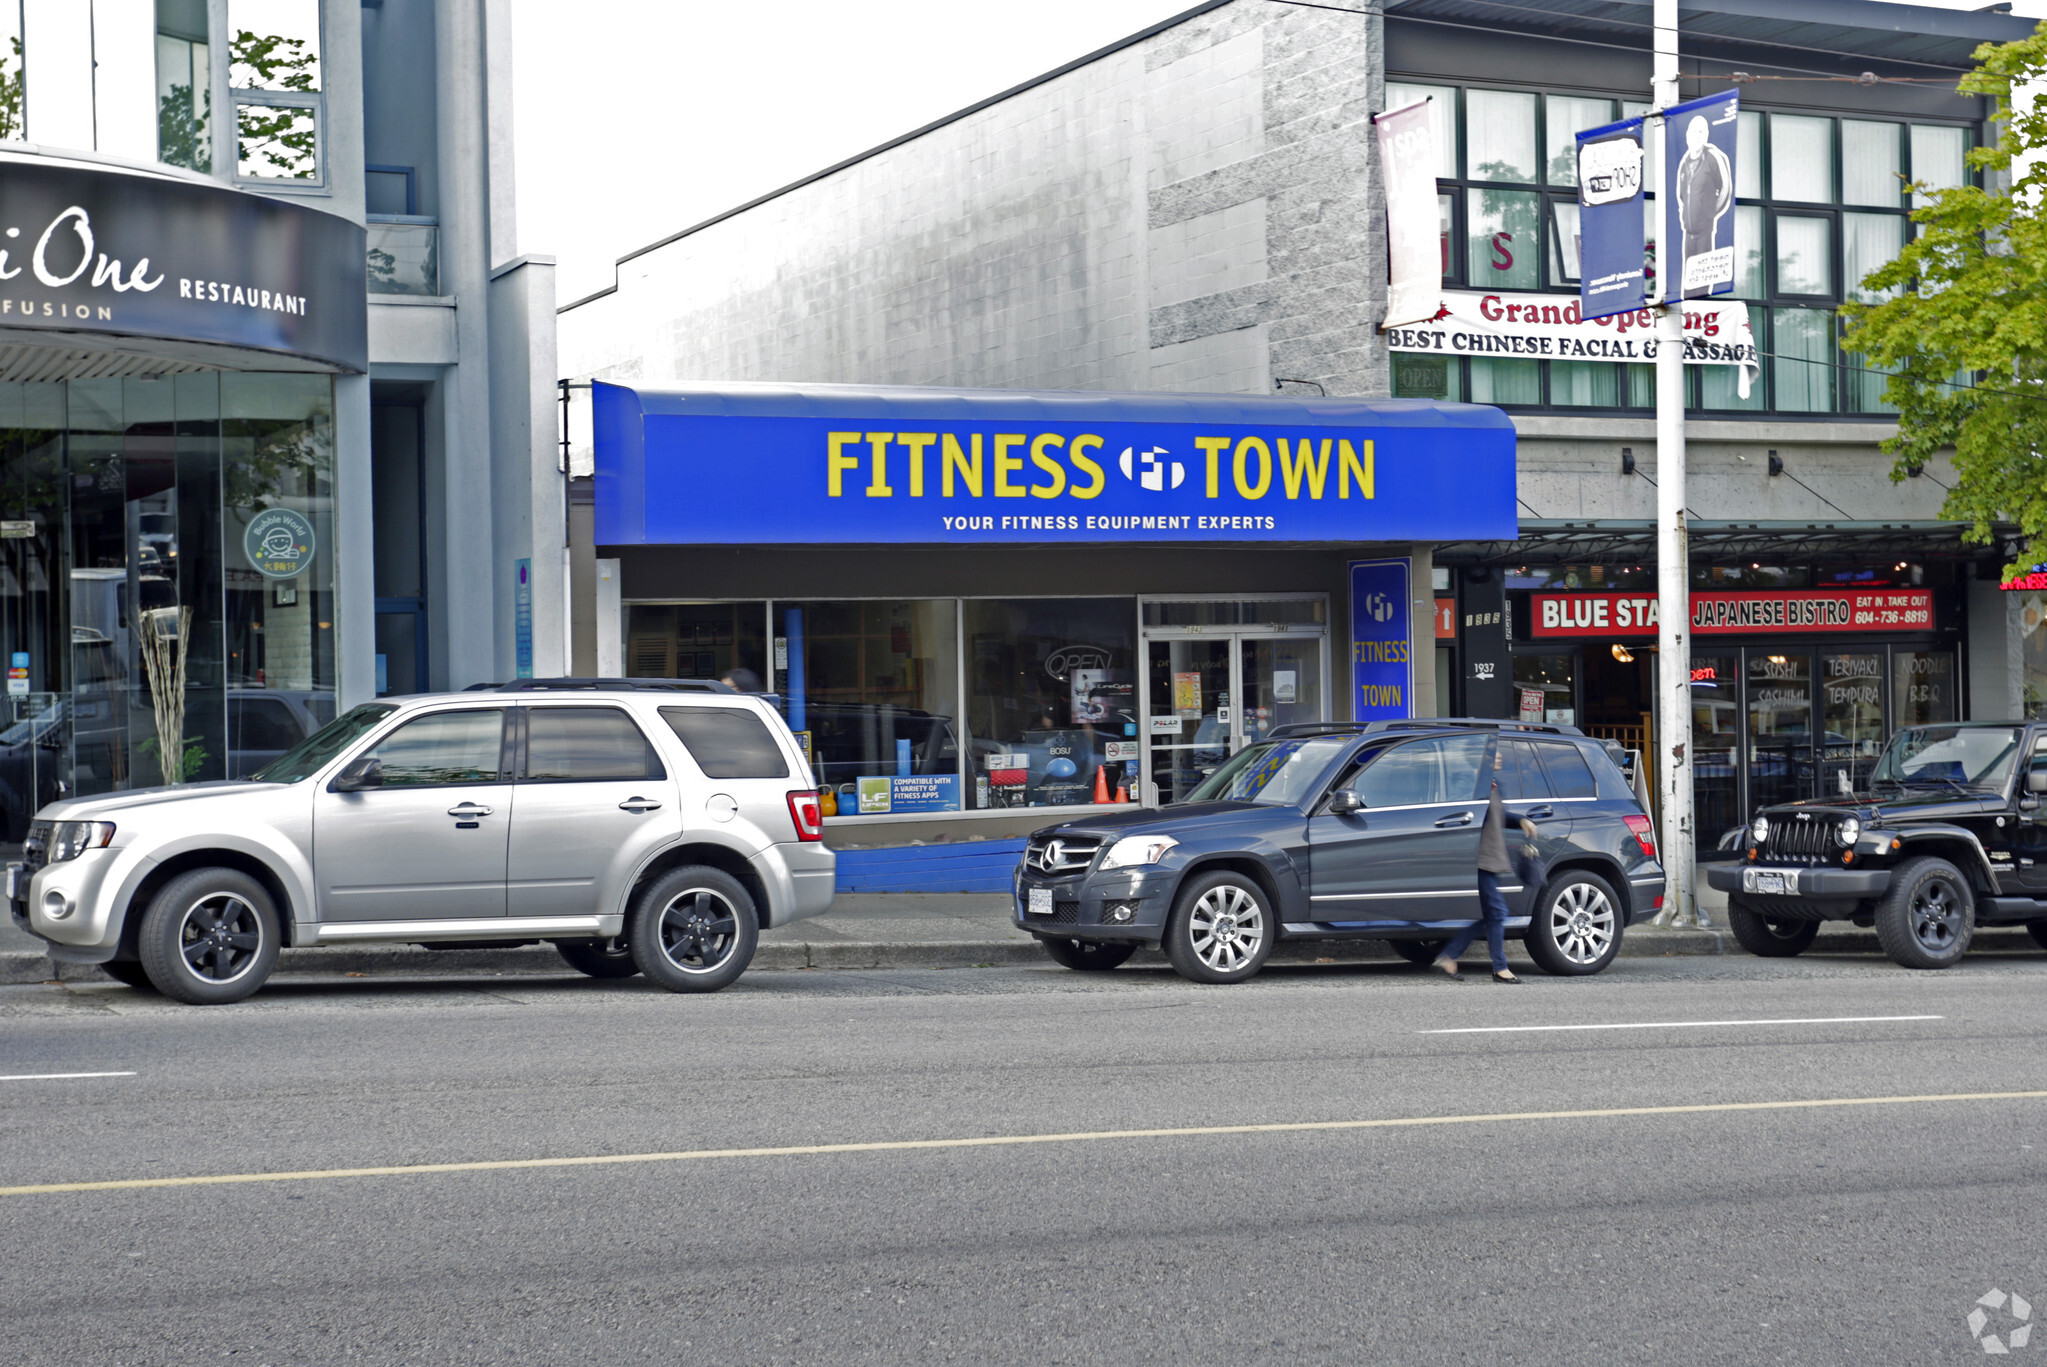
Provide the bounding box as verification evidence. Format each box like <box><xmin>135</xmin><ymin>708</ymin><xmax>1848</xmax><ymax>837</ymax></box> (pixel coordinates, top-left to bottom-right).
<box><xmin>1014</xmin><ymin>720</ymin><xmax>1664</xmax><ymax>983</ymax></box>
<box><xmin>10</xmin><ymin>679</ymin><xmax>834</xmax><ymax>1003</ymax></box>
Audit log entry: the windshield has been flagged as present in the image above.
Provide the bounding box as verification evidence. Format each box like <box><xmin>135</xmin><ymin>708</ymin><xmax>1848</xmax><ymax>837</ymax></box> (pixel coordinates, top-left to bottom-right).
<box><xmin>1182</xmin><ymin>737</ymin><xmax>1351</xmax><ymax>807</ymax></box>
<box><xmin>1870</xmin><ymin>725</ymin><xmax>2022</xmax><ymax>791</ymax></box>
<box><xmin>250</xmin><ymin>704</ymin><xmax>398</xmax><ymax>784</ymax></box>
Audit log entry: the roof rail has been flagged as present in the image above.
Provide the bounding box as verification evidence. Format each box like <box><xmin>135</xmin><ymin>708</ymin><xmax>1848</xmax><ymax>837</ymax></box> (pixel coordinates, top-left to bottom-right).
<box><xmin>1266</xmin><ymin>717</ymin><xmax>1587</xmax><ymax>739</ymax></box>
<box><xmin>465</xmin><ymin>677</ymin><xmax>738</xmax><ymax>694</ymax></box>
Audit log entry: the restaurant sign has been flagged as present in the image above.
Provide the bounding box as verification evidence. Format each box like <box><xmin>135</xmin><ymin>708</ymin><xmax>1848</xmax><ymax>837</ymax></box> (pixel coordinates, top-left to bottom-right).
<box><xmin>1531</xmin><ymin>589</ymin><xmax>1935</xmax><ymax>638</ymax></box>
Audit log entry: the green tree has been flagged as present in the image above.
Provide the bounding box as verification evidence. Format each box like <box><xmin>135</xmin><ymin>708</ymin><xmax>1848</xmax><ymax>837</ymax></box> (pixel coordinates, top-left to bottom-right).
<box><xmin>1840</xmin><ymin>24</ymin><xmax>2047</xmax><ymax>578</ymax></box>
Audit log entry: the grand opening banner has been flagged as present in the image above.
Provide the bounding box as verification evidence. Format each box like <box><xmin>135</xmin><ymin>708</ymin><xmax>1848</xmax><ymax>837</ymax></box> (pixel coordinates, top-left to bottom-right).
<box><xmin>593</xmin><ymin>381</ymin><xmax>1518</xmax><ymax>545</ymax></box>
<box><xmin>1377</xmin><ymin>96</ymin><xmax>1442</xmax><ymax>330</ymax></box>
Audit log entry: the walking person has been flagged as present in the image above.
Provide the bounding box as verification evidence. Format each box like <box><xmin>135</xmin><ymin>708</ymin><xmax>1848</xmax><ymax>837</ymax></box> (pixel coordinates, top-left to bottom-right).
<box><xmin>1431</xmin><ymin>749</ymin><xmax>1524</xmax><ymax>984</ymax></box>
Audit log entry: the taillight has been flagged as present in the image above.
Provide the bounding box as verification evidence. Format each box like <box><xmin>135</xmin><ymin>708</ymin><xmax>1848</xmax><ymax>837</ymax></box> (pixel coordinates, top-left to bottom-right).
<box><xmin>787</xmin><ymin>790</ymin><xmax>824</xmax><ymax>842</ymax></box>
<box><xmin>1623</xmin><ymin>814</ymin><xmax>1656</xmax><ymax>859</ymax></box>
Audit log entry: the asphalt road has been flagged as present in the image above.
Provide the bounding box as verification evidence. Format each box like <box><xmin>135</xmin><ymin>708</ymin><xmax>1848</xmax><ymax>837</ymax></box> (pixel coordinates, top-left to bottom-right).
<box><xmin>4</xmin><ymin>948</ymin><xmax>2047</xmax><ymax>1365</ymax></box>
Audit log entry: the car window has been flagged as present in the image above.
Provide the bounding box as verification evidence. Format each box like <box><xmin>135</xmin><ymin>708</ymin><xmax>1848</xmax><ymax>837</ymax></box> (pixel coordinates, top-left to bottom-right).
<box><xmin>232</xmin><ymin>698</ymin><xmax>301</xmax><ymax>751</ymax></box>
<box><xmin>253</xmin><ymin>703</ymin><xmax>397</xmax><ymax>783</ymax></box>
<box><xmin>360</xmin><ymin>709</ymin><xmax>506</xmax><ymax>787</ymax></box>
<box><xmin>524</xmin><ymin>707</ymin><xmax>665</xmax><ymax>782</ymax></box>
<box><xmin>660</xmin><ymin>706</ymin><xmax>790</xmax><ymax>779</ymax></box>
<box><xmin>1498</xmin><ymin>739</ymin><xmax>1553</xmax><ymax>799</ymax></box>
<box><xmin>1183</xmin><ymin>736</ymin><xmax>1350</xmax><ymax>805</ymax></box>
<box><xmin>1533</xmin><ymin>741</ymin><xmax>1598</xmax><ymax>798</ymax></box>
<box><xmin>1354</xmin><ymin>734</ymin><xmax>1489</xmax><ymax>807</ymax></box>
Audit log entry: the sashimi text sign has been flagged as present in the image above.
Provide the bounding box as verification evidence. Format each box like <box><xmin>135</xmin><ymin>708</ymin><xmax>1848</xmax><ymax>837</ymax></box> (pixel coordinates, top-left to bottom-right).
<box><xmin>593</xmin><ymin>382</ymin><xmax>1518</xmax><ymax>545</ymax></box>
<box><xmin>1532</xmin><ymin>589</ymin><xmax>1936</xmax><ymax>638</ymax></box>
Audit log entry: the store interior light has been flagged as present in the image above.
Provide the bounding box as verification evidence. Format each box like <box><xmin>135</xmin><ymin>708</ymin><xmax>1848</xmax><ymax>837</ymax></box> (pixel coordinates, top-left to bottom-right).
<box><xmin>1768</xmin><ymin>654</ymin><xmax>1787</xmax><ymax>664</ymax></box>
<box><xmin>1611</xmin><ymin>644</ymin><xmax>1635</xmax><ymax>663</ymax></box>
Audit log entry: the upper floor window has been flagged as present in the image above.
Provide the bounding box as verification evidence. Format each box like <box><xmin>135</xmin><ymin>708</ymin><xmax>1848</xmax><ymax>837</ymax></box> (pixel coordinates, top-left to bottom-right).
<box><xmin>230</xmin><ymin>0</ymin><xmax>323</xmax><ymax>184</ymax></box>
<box><xmin>156</xmin><ymin>0</ymin><xmax>212</xmax><ymax>173</ymax></box>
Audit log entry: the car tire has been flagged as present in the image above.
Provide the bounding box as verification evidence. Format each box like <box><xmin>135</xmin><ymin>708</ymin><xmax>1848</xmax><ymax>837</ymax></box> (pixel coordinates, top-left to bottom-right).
<box><xmin>135</xmin><ymin>868</ymin><xmax>281</xmax><ymax>1005</ymax></box>
<box><xmin>553</xmin><ymin>936</ymin><xmax>641</xmax><ymax>979</ymax></box>
<box><xmin>2029</xmin><ymin>919</ymin><xmax>2047</xmax><ymax>953</ymax></box>
<box><xmin>1039</xmin><ymin>937</ymin><xmax>1136</xmax><ymax>971</ymax></box>
<box><xmin>1872</xmin><ymin>856</ymin><xmax>1973</xmax><ymax>970</ymax></box>
<box><xmin>1162</xmin><ymin>871</ymin><xmax>1274</xmax><ymax>985</ymax></box>
<box><xmin>1725</xmin><ymin>895</ymin><xmax>1820</xmax><ymax>957</ymax></box>
<box><xmin>99</xmin><ymin>959</ymin><xmax>157</xmax><ymax>991</ymax></box>
<box><xmin>628</xmin><ymin>865</ymin><xmax>759</xmax><ymax>993</ymax></box>
<box><xmin>1525</xmin><ymin>870</ymin><xmax>1623</xmax><ymax>976</ymax></box>
<box><xmin>1387</xmin><ymin>939</ymin><xmax>1446</xmax><ymax>966</ymax></box>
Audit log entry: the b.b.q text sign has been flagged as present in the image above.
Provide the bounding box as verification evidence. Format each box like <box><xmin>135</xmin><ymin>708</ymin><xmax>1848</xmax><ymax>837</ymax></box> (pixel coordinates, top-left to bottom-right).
<box><xmin>593</xmin><ymin>382</ymin><xmax>1517</xmax><ymax>545</ymax></box>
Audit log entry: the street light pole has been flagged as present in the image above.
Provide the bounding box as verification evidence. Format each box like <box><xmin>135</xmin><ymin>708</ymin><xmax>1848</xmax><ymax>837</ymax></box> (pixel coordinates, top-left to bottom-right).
<box><xmin>1653</xmin><ymin>0</ymin><xmax>1697</xmax><ymax>925</ymax></box>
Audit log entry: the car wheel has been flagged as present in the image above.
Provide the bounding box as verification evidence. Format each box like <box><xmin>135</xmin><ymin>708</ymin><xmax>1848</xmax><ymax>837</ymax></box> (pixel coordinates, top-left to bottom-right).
<box><xmin>1163</xmin><ymin>871</ymin><xmax>1273</xmax><ymax>984</ymax></box>
<box><xmin>99</xmin><ymin>959</ymin><xmax>157</xmax><ymax>991</ymax></box>
<box><xmin>1872</xmin><ymin>856</ymin><xmax>1973</xmax><ymax>969</ymax></box>
<box><xmin>1525</xmin><ymin>871</ymin><xmax>1623</xmax><ymax>976</ymax></box>
<box><xmin>628</xmin><ymin>866</ymin><xmax>759</xmax><ymax>993</ymax></box>
<box><xmin>1387</xmin><ymin>939</ymin><xmax>1446</xmax><ymax>966</ymax></box>
<box><xmin>553</xmin><ymin>936</ymin><xmax>641</xmax><ymax>979</ymax></box>
<box><xmin>1725</xmin><ymin>895</ymin><xmax>1820</xmax><ymax>957</ymax></box>
<box><xmin>2029</xmin><ymin>919</ymin><xmax>2047</xmax><ymax>952</ymax></box>
<box><xmin>135</xmin><ymin>868</ymin><xmax>280</xmax><ymax>1005</ymax></box>
<box><xmin>1039</xmin><ymin>937</ymin><xmax>1136</xmax><ymax>971</ymax></box>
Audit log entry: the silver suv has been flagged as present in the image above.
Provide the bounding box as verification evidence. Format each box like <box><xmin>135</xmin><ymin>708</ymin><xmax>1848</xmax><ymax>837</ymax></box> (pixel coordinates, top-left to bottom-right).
<box><xmin>8</xmin><ymin>679</ymin><xmax>834</xmax><ymax>1004</ymax></box>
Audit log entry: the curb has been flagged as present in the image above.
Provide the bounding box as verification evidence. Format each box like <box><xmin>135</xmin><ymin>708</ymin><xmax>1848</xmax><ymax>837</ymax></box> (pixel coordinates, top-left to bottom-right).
<box><xmin>5</xmin><ymin>927</ymin><xmax>2037</xmax><ymax>986</ymax></box>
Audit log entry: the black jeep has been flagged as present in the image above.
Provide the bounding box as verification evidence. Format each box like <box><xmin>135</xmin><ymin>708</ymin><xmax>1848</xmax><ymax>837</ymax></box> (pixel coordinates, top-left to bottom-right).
<box><xmin>1706</xmin><ymin>721</ymin><xmax>2047</xmax><ymax>968</ymax></box>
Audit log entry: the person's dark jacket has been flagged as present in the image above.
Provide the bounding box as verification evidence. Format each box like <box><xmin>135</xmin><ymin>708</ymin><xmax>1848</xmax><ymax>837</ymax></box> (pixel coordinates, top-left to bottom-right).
<box><xmin>1477</xmin><ymin>781</ymin><xmax>1512</xmax><ymax>875</ymax></box>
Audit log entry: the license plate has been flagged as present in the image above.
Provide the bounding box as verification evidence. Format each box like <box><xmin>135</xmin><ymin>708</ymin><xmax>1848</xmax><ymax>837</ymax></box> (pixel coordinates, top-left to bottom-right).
<box><xmin>1028</xmin><ymin>887</ymin><xmax>1053</xmax><ymax>916</ymax></box>
<box><xmin>1751</xmin><ymin>870</ymin><xmax>1792</xmax><ymax>895</ymax></box>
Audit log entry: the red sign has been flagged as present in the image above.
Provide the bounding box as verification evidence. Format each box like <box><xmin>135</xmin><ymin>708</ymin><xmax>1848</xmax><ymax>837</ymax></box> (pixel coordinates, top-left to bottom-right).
<box><xmin>1531</xmin><ymin>589</ymin><xmax>1936</xmax><ymax>638</ymax></box>
<box><xmin>1434</xmin><ymin>598</ymin><xmax>1456</xmax><ymax>639</ymax></box>
<box><xmin>2002</xmin><ymin>567</ymin><xmax>2047</xmax><ymax>591</ymax></box>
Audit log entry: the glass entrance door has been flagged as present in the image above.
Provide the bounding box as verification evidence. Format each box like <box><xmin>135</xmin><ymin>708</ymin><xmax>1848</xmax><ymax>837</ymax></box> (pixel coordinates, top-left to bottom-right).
<box><xmin>1747</xmin><ymin>652</ymin><xmax>1813</xmax><ymax>812</ymax></box>
<box><xmin>1143</xmin><ymin>631</ymin><xmax>1327</xmax><ymax>805</ymax></box>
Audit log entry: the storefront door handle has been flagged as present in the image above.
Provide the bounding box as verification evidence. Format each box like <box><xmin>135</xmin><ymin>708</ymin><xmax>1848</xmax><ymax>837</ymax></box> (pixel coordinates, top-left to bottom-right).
<box><xmin>1435</xmin><ymin>811</ymin><xmax>1474</xmax><ymax>828</ymax></box>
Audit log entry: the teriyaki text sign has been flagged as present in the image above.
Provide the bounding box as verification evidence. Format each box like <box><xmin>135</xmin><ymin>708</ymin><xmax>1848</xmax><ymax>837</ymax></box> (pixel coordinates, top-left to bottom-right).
<box><xmin>1531</xmin><ymin>589</ymin><xmax>1935</xmax><ymax>638</ymax></box>
<box><xmin>593</xmin><ymin>382</ymin><xmax>1518</xmax><ymax>545</ymax></box>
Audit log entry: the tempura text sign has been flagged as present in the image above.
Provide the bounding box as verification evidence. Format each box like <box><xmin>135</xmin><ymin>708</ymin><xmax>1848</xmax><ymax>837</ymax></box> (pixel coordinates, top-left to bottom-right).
<box><xmin>1530</xmin><ymin>589</ymin><xmax>1936</xmax><ymax>638</ymax></box>
<box><xmin>594</xmin><ymin>382</ymin><xmax>1518</xmax><ymax>545</ymax></box>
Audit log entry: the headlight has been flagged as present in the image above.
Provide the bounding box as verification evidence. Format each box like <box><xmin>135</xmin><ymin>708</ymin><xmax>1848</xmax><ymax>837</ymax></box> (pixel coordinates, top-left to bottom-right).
<box><xmin>1836</xmin><ymin>816</ymin><xmax>1862</xmax><ymax>847</ymax></box>
<box><xmin>49</xmin><ymin>821</ymin><xmax>114</xmax><ymax>862</ymax></box>
<box><xmin>1100</xmin><ymin>835</ymin><xmax>1178</xmax><ymax>870</ymax></box>
<box><xmin>1750</xmin><ymin>815</ymin><xmax>1770</xmax><ymax>845</ymax></box>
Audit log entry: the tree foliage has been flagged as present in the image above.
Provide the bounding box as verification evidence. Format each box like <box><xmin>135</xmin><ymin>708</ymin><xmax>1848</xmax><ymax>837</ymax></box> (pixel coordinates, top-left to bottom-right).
<box><xmin>230</xmin><ymin>30</ymin><xmax>318</xmax><ymax>180</ymax></box>
<box><xmin>1841</xmin><ymin>25</ymin><xmax>2047</xmax><ymax>578</ymax></box>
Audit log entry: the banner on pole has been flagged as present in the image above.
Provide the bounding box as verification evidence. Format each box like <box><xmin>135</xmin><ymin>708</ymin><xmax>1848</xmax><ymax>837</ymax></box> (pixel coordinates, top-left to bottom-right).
<box><xmin>1662</xmin><ymin>89</ymin><xmax>1740</xmax><ymax>302</ymax></box>
<box><xmin>1377</xmin><ymin>98</ymin><xmax>1442</xmax><ymax>330</ymax></box>
<box><xmin>1574</xmin><ymin>115</ymin><xmax>1647</xmax><ymax>321</ymax></box>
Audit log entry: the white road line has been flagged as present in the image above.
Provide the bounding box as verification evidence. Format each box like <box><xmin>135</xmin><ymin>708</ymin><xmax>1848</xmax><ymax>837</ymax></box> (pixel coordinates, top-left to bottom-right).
<box><xmin>1420</xmin><ymin>1015</ymin><xmax>1943</xmax><ymax>1035</ymax></box>
<box><xmin>0</xmin><ymin>1071</ymin><xmax>136</xmax><ymax>1082</ymax></box>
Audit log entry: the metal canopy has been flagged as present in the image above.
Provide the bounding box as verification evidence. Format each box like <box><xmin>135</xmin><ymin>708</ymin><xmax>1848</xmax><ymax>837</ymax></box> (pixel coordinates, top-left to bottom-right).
<box><xmin>1435</xmin><ymin>519</ymin><xmax>2010</xmax><ymax>565</ymax></box>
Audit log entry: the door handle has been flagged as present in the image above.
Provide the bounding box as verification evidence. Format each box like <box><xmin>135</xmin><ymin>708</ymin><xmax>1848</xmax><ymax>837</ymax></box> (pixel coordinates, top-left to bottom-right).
<box><xmin>1435</xmin><ymin>811</ymin><xmax>1474</xmax><ymax>827</ymax></box>
<box><xmin>447</xmin><ymin>803</ymin><xmax>493</xmax><ymax>818</ymax></box>
<box><xmin>1523</xmin><ymin>805</ymin><xmax>1555</xmax><ymax>819</ymax></box>
<box><xmin>618</xmin><ymin>797</ymin><xmax>663</xmax><ymax>813</ymax></box>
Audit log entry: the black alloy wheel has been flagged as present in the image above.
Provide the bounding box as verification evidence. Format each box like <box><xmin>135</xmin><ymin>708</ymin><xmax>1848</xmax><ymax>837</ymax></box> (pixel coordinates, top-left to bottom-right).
<box><xmin>135</xmin><ymin>867</ymin><xmax>281</xmax><ymax>1005</ymax></box>
<box><xmin>1039</xmin><ymin>937</ymin><xmax>1137</xmax><ymax>971</ymax></box>
<box><xmin>1725</xmin><ymin>895</ymin><xmax>1821</xmax><ymax>958</ymax></box>
<box><xmin>1872</xmin><ymin>856</ymin><xmax>1974</xmax><ymax>970</ymax></box>
<box><xmin>627</xmin><ymin>865</ymin><xmax>759</xmax><ymax>993</ymax></box>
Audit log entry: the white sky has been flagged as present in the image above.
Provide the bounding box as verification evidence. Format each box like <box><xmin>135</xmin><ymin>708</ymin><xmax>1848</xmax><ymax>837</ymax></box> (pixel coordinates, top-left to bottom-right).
<box><xmin>508</xmin><ymin>0</ymin><xmax>2047</xmax><ymax>307</ymax></box>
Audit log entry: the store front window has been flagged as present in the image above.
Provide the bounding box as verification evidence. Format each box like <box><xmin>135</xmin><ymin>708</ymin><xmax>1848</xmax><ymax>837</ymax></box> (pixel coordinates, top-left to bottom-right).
<box><xmin>1512</xmin><ymin>653</ymin><xmax>1575</xmax><ymax>724</ymax></box>
<box><xmin>0</xmin><ymin>373</ymin><xmax>336</xmax><ymax>842</ymax></box>
<box><xmin>623</xmin><ymin>602</ymin><xmax>767</xmax><ymax>686</ymax></box>
<box><xmin>965</xmin><ymin>597</ymin><xmax>1135</xmax><ymax>810</ymax></box>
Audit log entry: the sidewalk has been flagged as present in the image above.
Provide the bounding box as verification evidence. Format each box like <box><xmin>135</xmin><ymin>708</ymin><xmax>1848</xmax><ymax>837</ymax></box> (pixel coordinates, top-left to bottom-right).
<box><xmin>6</xmin><ymin>892</ymin><xmax>2039</xmax><ymax>984</ymax></box>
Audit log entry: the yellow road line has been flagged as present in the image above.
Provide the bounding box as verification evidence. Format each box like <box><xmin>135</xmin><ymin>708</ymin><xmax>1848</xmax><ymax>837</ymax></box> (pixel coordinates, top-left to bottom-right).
<box><xmin>6</xmin><ymin>1089</ymin><xmax>2044</xmax><ymax>1198</ymax></box>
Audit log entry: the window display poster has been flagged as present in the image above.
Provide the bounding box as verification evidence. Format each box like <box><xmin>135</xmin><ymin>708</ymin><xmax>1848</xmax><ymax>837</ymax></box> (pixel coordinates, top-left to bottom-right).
<box><xmin>1026</xmin><ymin>728</ymin><xmax>1094</xmax><ymax>806</ymax></box>
<box><xmin>857</xmin><ymin>774</ymin><xmax>960</xmax><ymax>814</ymax></box>
<box><xmin>1071</xmin><ymin>669</ymin><xmax>1133</xmax><ymax>724</ymax></box>
<box><xmin>1273</xmin><ymin>670</ymin><xmax>1297</xmax><ymax>704</ymax></box>
<box><xmin>1173</xmin><ymin>672</ymin><xmax>1202</xmax><ymax>717</ymax></box>
<box><xmin>1519</xmin><ymin>688</ymin><xmax>1544</xmax><ymax>724</ymax></box>
<box><xmin>1349</xmin><ymin>558</ymin><xmax>1413</xmax><ymax>721</ymax></box>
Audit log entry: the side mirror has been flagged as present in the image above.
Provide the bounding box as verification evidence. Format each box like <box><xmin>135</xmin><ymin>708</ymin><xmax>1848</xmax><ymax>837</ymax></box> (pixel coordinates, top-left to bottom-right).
<box><xmin>1327</xmin><ymin>788</ymin><xmax>1363</xmax><ymax>815</ymax></box>
<box><xmin>329</xmin><ymin>756</ymin><xmax>384</xmax><ymax>793</ymax></box>
<box><xmin>2029</xmin><ymin>770</ymin><xmax>2047</xmax><ymax>795</ymax></box>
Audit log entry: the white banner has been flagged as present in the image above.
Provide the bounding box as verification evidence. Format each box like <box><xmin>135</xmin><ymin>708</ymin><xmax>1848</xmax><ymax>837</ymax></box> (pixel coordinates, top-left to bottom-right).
<box><xmin>1384</xmin><ymin>290</ymin><xmax>1757</xmax><ymax>398</ymax></box>
<box><xmin>1377</xmin><ymin>98</ymin><xmax>1441</xmax><ymax>330</ymax></box>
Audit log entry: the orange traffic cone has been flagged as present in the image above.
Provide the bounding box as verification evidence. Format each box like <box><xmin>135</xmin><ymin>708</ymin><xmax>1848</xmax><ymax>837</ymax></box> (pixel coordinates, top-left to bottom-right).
<box><xmin>1093</xmin><ymin>765</ymin><xmax>1110</xmax><ymax>803</ymax></box>
<box><xmin>1113</xmin><ymin>782</ymin><xmax>1129</xmax><ymax>803</ymax></box>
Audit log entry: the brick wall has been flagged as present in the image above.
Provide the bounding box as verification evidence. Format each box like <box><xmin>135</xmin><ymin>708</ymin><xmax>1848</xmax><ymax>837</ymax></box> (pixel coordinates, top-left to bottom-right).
<box><xmin>561</xmin><ymin>0</ymin><xmax>1389</xmax><ymax>399</ymax></box>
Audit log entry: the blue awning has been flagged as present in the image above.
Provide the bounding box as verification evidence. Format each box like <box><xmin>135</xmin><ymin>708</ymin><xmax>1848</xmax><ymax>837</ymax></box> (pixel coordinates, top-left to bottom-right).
<box><xmin>594</xmin><ymin>380</ymin><xmax>1518</xmax><ymax>546</ymax></box>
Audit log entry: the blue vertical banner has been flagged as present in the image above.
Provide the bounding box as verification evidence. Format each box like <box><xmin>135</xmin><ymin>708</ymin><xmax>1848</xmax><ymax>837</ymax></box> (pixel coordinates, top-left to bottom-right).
<box><xmin>1575</xmin><ymin>115</ymin><xmax>1647</xmax><ymax>321</ymax></box>
<box><xmin>514</xmin><ymin>558</ymin><xmax>533</xmax><ymax>679</ymax></box>
<box><xmin>1663</xmin><ymin>89</ymin><xmax>1740</xmax><ymax>302</ymax></box>
<box><xmin>1349</xmin><ymin>558</ymin><xmax>1412</xmax><ymax>721</ymax></box>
